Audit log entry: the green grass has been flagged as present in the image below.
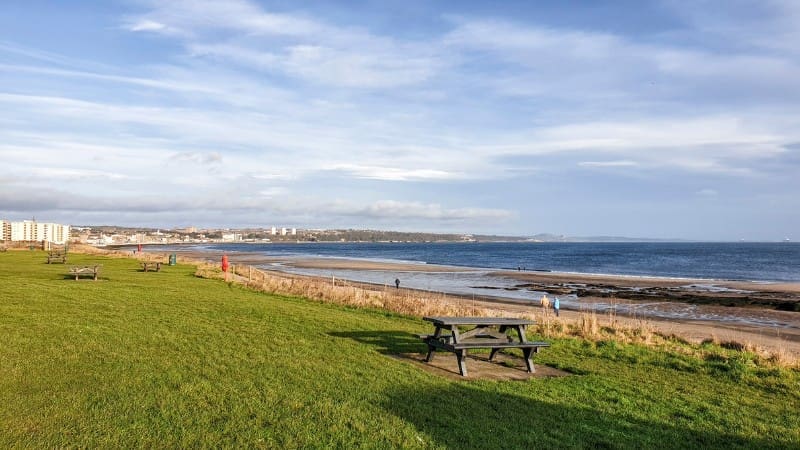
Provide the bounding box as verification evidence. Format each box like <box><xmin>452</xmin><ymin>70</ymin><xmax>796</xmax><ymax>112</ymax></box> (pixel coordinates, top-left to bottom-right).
<box><xmin>1</xmin><ymin>251</ymin><xmax>798</xmax><ymax>449</ymax></box>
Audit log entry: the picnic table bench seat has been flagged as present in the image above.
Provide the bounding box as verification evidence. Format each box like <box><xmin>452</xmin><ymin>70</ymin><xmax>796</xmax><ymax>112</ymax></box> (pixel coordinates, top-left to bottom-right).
<box><xmin>69</xmin><ymin>265</ymin><xmax>101</xmax><ymax>281</ymax></box>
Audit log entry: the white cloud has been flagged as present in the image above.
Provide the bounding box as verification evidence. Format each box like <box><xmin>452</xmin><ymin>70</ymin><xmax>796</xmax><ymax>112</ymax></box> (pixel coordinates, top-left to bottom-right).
<box><xmin>169</xmin><ymin>152</ymin><xmax>223</xmax><ymax>165</ymax></box>
<box><xmin>444</xmin><ymin>15</ymin><xmax>800</xmax><ymax>111</ymax></box>
<box><xmin>332</xmin><ymin>164</ymin><xmax>456</xmax><ymax>181</ymax></box>
<box><xmin>28</xmin><ymin>168</ymin><xmax>131</xmax><ymax>181</ymax></box>
<box><xmin>578</xmin><ymin>160</ymin><xmax>639</xmax><ymax>168</ymax></box>
<box><xmin>0</xmin><ymin>180</ymin><xmax>510</xmax><ymax>224</ymax></box>
<box><xmin>125</xmin><ymin>0</ymin><xmax>324</xmax><ymax>38</ymax></box>
<box><xmin>330</xmin><ymin>200</ymin><xmax>514</xmax><ymax>221</ymax></box>
<box><xmin>126</xmin><ymin>0</ymin><xmax>445</xmax><ymax>88</ymax></box>
<box><xmin>128</xmin><ymin>20</ymin><xmax>167</xmax><ymax>32</ymax></box>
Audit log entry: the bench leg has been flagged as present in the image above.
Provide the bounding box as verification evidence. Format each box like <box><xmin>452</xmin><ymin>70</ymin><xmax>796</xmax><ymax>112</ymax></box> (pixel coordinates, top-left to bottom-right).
<box><xmin>456</xmin><ymin>349</ymin><xmax>468</xmax><ymax>377</ymax></box>
<box><xmin>489</xmin><ymin>348</ymin><xmax>502</xmax><ymax>361</ymax></box>
<box><xmin>425</xmin><ymin>344</ymin><xmax>436</xmax><ymax>362</ymax></box>
<box><xmin>523</xmin><ymin>348</ymin><xmax>535</xmax><ymax>373</ymax></box>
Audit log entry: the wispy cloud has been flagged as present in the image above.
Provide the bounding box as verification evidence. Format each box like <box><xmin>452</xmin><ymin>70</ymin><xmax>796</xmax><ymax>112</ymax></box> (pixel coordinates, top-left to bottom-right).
<box><xmin>331</xmin><ymin>164</ymin><xmax>457</xmax><ymax>181</ymax></box>
<box><xmin>126</xmin><ymin>0</ymin><xmax>444</xmax><ymax>88</ymax></box>
<box><xmin>169</xmin><ymin>152</ymin><xmax>223</xmax><ymax>165</ymax></box>
<box><xmin>326</xmin><ymin>200</ymin><xmax>514</xmax><ymax>221</ymax></box>
<box><xmin>578</xmin><ymin>160</ymin><xmax>639</xmax><ymax>168</ymax></box>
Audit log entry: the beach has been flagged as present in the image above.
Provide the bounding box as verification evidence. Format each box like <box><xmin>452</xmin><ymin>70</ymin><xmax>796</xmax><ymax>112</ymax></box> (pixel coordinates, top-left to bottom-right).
<box><xmin>161</xmin><ymin>247</ymin><xmax>800</xmax><ymax>360</ymax></box>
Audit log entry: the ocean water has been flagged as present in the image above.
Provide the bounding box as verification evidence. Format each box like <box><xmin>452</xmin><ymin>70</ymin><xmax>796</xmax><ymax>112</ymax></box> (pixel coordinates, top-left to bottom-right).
<box><xmin>173</xmin><ymin>241</ymin><xmax>799</xmax><ymax>327</ymax></box>
<box><xmin>201</xmin><ymin>241</ymin><xmax>800</xmax><ymax>282</ymax></box>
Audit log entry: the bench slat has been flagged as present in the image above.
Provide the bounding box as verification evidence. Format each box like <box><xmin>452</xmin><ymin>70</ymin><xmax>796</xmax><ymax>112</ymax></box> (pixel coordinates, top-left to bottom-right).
<box><xmin>454</xmin><ymin>341</ymin><xmax>550</xmax><ymax>349</ymax></box>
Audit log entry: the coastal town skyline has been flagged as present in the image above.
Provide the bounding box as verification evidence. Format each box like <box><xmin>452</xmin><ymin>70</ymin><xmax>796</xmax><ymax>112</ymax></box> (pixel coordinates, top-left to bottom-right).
<box><xmin>2</xmin><ymin>1</ymin><xmax>799</xmax><ymax>241</ymax></box>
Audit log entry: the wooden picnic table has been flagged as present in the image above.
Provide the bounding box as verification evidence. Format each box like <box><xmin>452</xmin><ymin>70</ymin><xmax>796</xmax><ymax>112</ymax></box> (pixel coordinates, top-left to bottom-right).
<box><xmin>421</xmin><ymin>316</ymin><xmax>549</xmax><ymax>377</ymax></box>
<box><xmin>140</xmin><ymin>261</ymin><xmax>162</xmax><ymax>272</ymax></box>
<box><xmin>47</xmin><ymin>251</ymin><xmax>67</xmax><ymax>264</ymax></box>
<box><xmin>69</xmin><ymin>265</ymin><xmax>101</xmax><ymax>281</ymax></box>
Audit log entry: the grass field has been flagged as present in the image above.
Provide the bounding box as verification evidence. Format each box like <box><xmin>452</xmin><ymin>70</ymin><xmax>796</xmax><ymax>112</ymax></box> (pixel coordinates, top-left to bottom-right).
<box><xmin>1</xmin><ymin>250</ymin><xmax>798</xmax><ymax>448</ymax></box>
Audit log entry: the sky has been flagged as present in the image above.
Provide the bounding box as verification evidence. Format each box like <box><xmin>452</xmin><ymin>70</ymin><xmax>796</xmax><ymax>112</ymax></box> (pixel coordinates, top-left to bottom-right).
<box><xmin>1</xmin><ymin>0</ymin><xmax>798</xmax><ymax>240</ymax></box>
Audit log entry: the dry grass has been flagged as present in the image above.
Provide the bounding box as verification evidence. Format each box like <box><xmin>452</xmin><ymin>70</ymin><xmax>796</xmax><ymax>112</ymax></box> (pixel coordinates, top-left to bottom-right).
<box><xmin>218</xmin><ymin>262</ymin><xmax>509</xmax><ymax>318</ymax></box>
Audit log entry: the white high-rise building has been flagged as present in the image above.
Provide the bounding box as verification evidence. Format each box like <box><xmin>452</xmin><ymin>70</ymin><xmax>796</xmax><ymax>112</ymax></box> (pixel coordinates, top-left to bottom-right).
<box><xmin>0</xmin><ymin>220</ymin><xmax>9</xmax><ymax>241</ymax></box>
<box><xmin>291</xmin><ymin>228</ymin><xmax>297</xmax><ymax>236</ymax></box>
<box><xmin>2</xmin><ymin>220</ymin><xmax>70</xmax><ymax>244</ymax></box>
<box><xmin>271</xmin><ymin>226</ymin><xmax>277</xmax><ymax>235</ymax></box>
<box><xmin>280</xmin><ymin>227</ymin><xmax>287</xmax><ymax>236</ymax></box>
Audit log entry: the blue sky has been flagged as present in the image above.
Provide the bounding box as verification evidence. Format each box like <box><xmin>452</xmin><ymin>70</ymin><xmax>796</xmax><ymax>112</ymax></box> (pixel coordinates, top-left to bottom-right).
<box><xmin>1</xmin><ymin>0</ymin><xmax>798</xmax><ymax>240</ymax></box>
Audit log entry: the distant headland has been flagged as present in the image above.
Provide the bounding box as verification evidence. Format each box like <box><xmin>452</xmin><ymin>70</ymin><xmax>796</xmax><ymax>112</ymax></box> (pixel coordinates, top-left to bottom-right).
<box><xmin>70</xmin><ymin>225</ymin><xmax>693</xmax><ymax>246</ymax></box>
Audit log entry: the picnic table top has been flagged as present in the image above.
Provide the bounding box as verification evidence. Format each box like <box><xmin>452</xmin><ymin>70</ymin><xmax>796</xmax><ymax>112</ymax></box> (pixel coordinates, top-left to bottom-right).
<box><xmin>69</xmin><ymin>265</ymin><xmax>101</xmax><ymax>271</ymax></box>
<box><xmin>423</xmin><ymin>316</ymin><xmax>535</xmax><ymax>326</ymax></box>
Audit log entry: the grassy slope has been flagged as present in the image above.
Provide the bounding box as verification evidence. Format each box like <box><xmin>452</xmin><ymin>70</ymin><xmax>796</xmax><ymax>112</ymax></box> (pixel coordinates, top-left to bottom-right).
<box><xmin>0</xmin><ymin>251</ymin><xmax>798</xmax><ymax>449</ymax></box>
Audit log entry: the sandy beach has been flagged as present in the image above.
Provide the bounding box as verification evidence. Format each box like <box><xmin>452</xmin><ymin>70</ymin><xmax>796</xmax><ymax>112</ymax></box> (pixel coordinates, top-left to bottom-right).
<box><xmin>161</xmin><ymin>247</ymin><xmax>800</xmax><ymax>359</ymax></box>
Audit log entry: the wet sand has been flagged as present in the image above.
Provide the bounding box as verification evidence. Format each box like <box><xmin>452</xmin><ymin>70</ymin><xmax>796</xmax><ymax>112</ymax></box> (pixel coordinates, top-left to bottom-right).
<box><xmin>165</xmin><ymin>248</ymin><xmax>800</xmax><ymax>359</ymax></box>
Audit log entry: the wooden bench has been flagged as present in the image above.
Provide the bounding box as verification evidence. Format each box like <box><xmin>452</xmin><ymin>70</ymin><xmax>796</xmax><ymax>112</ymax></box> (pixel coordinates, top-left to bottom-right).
<box><xmin>47</xmin><ymin>252</ymin><xmax>67</xmax><ymax>264</ymax></box>
<box><xmin>423</xmin><ymin>336</ymin><xmax>550</xmax><ymax>372</ymax></box>
<box><xmin>422</xmin><ymin>316</ymin><xmax>550</xmax><ymax>376</ymax></box>
<box><xmin>69</xmin><ymin>265</ymin><xmax>101</xmax><ymax>281</ymax></box>
<box><xmin>141</xmin><ymin>261</ymin><xmax>162</xmax><ymax>272</ymax></box>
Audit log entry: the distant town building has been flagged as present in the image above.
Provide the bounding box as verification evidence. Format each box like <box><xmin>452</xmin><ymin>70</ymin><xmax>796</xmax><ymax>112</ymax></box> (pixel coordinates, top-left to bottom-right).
<box><xmin>0</xmin><ymin>219</ymin><xmax>70</xmax><ymax>244</ymax></box>
<box><xmin>281</xmin><ymin>227</ymin><xmax>287</xmax><ymax>236</ymax></box>
<box><xmin>271</xmin><ymin>226</ymin><xmax>277</xmax><ymax>235</ymax></box>
<box><xmin>291</xmin><ymin>228</ymin><xmax>297</xmax><ymax>236</ymax></box>
<box><xmin>0</xmin><ymin>220</ymin><xmax>10</xmax><ymax>241</ymax></box>
<box><xmin>221</xmin><ymin>233</ymin><xmax>243</xmax><ymax>242</ymax></box>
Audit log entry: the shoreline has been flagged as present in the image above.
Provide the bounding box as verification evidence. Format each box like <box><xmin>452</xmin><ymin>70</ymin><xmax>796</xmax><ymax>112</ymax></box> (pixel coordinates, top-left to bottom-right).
<box><xmin>148</xmin><ymin>246</ymin><xmax>800</xmax><ymax>359</ymax></box>
<box><xmin>162</xmin><ymin>248</ymin><xmax>800</xmax><ymax>310</ymax></box>
<box><xmin>119</xmin><ymin>242</ymin><xmax>800</xmax><ymax>284</ymax></box>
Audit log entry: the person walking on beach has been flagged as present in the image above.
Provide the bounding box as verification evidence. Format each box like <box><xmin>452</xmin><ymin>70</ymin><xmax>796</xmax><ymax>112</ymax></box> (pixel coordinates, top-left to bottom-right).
<box><xmin>395</xmin><ymin>278</ymin><xmax>400</xmax><ymax>289</ymax></box>
<box><xmin>553</xmin><ymin>297</ymin><xmax>560</xmax><ymax>317</ymax></box>
<box><xmin>540</xmin><ymin>294</ymin><xmax>550</xmax><ymax>314</ymax></box>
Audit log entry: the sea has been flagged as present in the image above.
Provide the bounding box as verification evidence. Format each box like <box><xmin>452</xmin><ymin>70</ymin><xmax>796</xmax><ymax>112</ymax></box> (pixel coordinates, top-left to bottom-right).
<box><xmin>169</xmin><ymin>241</ymin><xmax>800</xmax><ymax>328</ymax></box>
<box><xmin>196</xmin><ymin>241</ymin><xmax>800</xmax><ymax>282</ymax></box>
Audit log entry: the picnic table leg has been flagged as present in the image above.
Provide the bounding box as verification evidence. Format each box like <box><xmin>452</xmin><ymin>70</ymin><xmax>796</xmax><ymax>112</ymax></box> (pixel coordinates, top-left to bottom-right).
<box><xmin>522</xmin><ymin>347</ymin><xmax>535</xmax><ymax>373</ymax></box>
<box><xmin>456</xmin><ymin>349</ymin><xmax>468</xmax><ymax>376</ymax></box>
<box><xmin>425</xmin><ymin>342</ymin><xmax>436</xmax><ymax>362</ymax></box>
<box><xmin>488</xmin><ymin>324</ymin><xmax>508</xmax><ymax>361</ymax></box>
<box><xmin>515</xmin><ymin>325</ymin><xmax>529</xmax><ymax>343</ymax></box>
<box><xmin>425</xmin><ymin>325</ymin><xmax>443</xmax><ymax>362</ymax></box>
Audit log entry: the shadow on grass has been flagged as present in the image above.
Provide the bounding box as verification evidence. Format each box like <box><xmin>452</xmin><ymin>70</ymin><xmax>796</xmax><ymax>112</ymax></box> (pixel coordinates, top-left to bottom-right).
<box><xmin>382</xmin><ymin>384</ymin><xmax>787</xmax><ymax>449</ymax></box>
<box><xmin>328</xmin><ymin>330</ymin><xmax>426</xmax><ymax>354</ymax></box>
